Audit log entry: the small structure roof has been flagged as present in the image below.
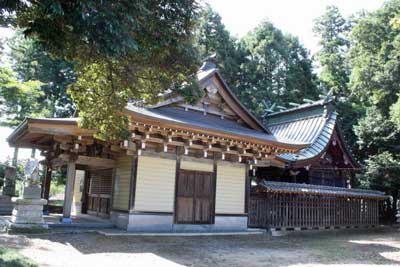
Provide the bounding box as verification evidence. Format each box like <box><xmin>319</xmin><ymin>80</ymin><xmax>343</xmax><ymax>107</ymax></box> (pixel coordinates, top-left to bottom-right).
<box><xmin>257</xmin><ymin>180</ymin><xmax>386</xmax><ymax>199</ymax></box>
<box><xmin>7</xmin><ymin>117</ymin><xmax>94</xmax><ymax>150</ymax></box>
<box><xmin>265</xmin><ymin>99</ymin><xmax>356</xmax><ymax>166</ymax></box>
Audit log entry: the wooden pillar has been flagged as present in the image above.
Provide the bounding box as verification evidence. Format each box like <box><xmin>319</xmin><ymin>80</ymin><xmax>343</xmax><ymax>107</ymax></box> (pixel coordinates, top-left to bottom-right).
<box><xmin>128</xmin><ymin>155</ymin><xmax>139</xmax><ymax>212</ymax></box>
<box><xmin>62</xmin><ymin>161</ymin><xmax>76</xmax><ymax>223</ymax></box>
<box><xmin>42</xmin><ymin>165</ymin><xmax>52</xmax><ymax>214</ymax></box>
<box><xmin>245</xmin><ymin>164</ymin><xmax>250</xmax><ymax>214</ymax></box>
<box><xmin>211</xmin><ymin>154</ymin><xmax>217</xmax><ymax>224</ymax></box>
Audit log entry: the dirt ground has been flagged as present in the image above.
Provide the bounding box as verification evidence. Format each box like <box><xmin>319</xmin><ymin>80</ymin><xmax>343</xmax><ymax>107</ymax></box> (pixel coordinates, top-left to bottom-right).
<box><xmin>1</xmin><ymin>228</ymin><xmax>400</xmax><ymax>267</ymax></box>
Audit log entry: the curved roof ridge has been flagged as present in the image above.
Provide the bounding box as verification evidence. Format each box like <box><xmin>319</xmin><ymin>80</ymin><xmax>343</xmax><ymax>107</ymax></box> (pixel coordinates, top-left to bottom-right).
<box><xmin>276</xmin><ymin>111</ymin><xmax>337</xmax><ymax>163</ymax></box>
<box><xmin>266</xmin><ymin>99</ymin><xmax>332</xmax><ymax>118</ymax></box>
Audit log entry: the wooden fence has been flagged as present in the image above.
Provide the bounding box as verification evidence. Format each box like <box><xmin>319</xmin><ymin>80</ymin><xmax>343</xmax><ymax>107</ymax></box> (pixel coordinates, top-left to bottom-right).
<box><xmin>248</xmin><ymin>192</ymin><xmax>382</xmax><ymax>229</ymax></box>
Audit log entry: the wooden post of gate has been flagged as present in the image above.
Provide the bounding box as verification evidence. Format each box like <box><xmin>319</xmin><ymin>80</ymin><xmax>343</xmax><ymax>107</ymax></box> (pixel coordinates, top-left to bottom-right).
<box><xmin>61</xmin><ymin>161</ymin><xmax>76</xmax><ymax>223</ymax></box>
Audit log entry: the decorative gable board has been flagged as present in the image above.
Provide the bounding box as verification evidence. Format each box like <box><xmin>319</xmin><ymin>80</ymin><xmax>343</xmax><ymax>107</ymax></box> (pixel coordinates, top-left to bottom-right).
<box><xmin>153</xmin><ymin>71</ymin><xmax>264</xmax><ymax>131</ymax></box>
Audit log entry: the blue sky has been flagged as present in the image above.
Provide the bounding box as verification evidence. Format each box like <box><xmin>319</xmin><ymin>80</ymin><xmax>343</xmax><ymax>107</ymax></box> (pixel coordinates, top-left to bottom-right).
<box><xmin>0</xmin><ymin>0</ymin><xmax>385</xmax><ymax>161</ymax></box>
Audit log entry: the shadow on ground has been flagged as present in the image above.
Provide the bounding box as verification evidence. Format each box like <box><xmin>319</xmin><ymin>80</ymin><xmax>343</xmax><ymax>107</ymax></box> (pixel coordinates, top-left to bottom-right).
<box><xmin>1</xmin><ymin>227</ymin><xmax>400</xmax><ymax>267</ymax></box>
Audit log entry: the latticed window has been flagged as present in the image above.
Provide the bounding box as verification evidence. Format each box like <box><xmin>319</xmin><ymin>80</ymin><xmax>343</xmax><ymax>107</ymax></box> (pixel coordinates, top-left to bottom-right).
<box><xmin>89</xmin><ymin>169</ymin><xmax>113</xmax><ymax>195</ymax></box>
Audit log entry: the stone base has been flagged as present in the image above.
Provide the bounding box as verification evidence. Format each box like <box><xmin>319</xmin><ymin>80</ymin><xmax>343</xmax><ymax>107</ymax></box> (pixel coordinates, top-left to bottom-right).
<box><xmin>0</xmin><ymin>195</ymin><xmax>14</xmax><ymax>215</ymax></box>
<box><xmin>10</xmin><ymin>197</ymin><xmax>48</xmax><ymax>229</ymax></box>
<box><xmin>126</xmin><ymin>213</ymin><xmax>248</xmax><ymax>232</ymax></box>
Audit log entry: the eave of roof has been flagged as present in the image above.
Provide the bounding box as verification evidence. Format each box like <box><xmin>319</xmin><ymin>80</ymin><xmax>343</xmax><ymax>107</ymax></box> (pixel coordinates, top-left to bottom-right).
<box><xmin>257</xmin><ymin>181</ymin><xmax>386</xmax><ymax>199</ymax></box>
<box><xmin>7</xmin><ymin>117</ymin><xmax>91</xmax><ymax>147</ymax></box>
<box><xmin>125</xmin><ymin>105</ymin><xmax>307</xmax><ymax>151</ymax></box>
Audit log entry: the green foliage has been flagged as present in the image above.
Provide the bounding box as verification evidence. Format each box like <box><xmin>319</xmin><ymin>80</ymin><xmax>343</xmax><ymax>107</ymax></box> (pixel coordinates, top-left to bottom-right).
<box><xmin>335</xmin><ymin>97</ymin><xmax>365</xmax><ymax>158</ymax></box>
<box><xmin>174</xmin><ymin>75</ymin><xmax>204</xmax><ymax>104</ymax></box>
<box><xmin>349</xmin><ymin>0</ymin><xmax>400</xmax><ymax>114</ymax></box>
<box><xmin>238</xmin><ymin>21</ymin><xmax>320</xmax><ymax>116</ymax></box>
<box><xmin>3</xmin><ymin>0</ymin><xmax>202</xmax><ymax>140</ymax></box>
<box><xmin>314</xmin><ymin>6</ymin><xmax>350</xmax><ymax>95</ymax></box>
<box><xmin>358</xmin><ymin>152</ymin><xmax>400</xmax><ymax>196</ymax></box>
<box><xmin>354</xmin><ymin>107</ymin><xmax>399</xmax><ymax>158</ymax></box>
<box><xmin>0</xmin><ymin>248</ymin><xmax>37</xmax><ymax>267</ymax></box>
<box><xmin>8</xmin><ymin>33</ymin><xmax>76</xmax><ymax>117</ymax></box>
<box><xmin>197</xmin><ymin>5</ymin><xmax>244</xmax><ymax>89</ymax></box>
<box><xmin>390</xmin><ymin>95</ymin><xmax>400</xmax><ymax>129</ymax></box>
<box><xmin>0</xmin><ymin>67</ymin><xmax>50</xmax><ymax>126</ymax></box>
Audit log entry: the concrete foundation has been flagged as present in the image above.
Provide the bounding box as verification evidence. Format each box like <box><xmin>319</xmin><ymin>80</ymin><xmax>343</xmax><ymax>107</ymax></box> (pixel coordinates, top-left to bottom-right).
<box><xmin>110</xmin><ymin>211</ymin><xmax>129</xmax><ymax>229</ymax></box>
<box><xmin>125</xmin><ymin>213</ymin><xmax>248</xmax><ymax>232</ymax></box>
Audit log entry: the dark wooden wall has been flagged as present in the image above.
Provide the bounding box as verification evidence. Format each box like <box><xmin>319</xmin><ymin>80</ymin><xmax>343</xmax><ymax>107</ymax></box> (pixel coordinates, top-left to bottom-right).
<box><xmin>248</xmin><ymin>192</ymin><xmax>382</xmax><ymax>229</ymax></box>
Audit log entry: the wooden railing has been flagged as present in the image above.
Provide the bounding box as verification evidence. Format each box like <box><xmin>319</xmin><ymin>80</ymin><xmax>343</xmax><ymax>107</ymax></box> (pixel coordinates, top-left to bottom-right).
<box><xmin>248</xmin><ymin>193</ymin><xmax>382</xmax><ymax>229</ymax></box>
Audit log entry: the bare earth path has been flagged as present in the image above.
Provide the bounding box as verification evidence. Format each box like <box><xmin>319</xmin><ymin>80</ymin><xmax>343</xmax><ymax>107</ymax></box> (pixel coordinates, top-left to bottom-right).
<box><xmin>1</xmin><ymin>228</ymin><xmax>400</xmax><ymax>267</ymax></box>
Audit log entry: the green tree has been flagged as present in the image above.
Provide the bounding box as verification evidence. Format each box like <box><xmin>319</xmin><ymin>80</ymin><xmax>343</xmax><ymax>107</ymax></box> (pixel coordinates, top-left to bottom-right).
<box><xmin>314</xmin><ymin>5</ymin><xmax>350</xmax><ymax>95</ymax></box>
<box><xmin>0</xmin><ymin>67</ymin><xmax>49</xmax><ymax>126</ymax></box>
<box><xmin>238</xmin><ymin>21</ymin><xmax>320</xmax><ymax>116</ymax></box>
<box><xmin>8</xmin><ymin>33</ymin><xmax>75</xmax><ymax>118</ymax></box>
<box><xmin>197</xmin><ymin>5</ymin><xmax>245</xmax><ymax>90</ymax></box>
<box><xmin>349</xmin><ymin>0</ymin><xmax>400</xmax><ymax>114</ymax></box>
<box><xmin>2</xmin><ymin>0</ymin><xmax>201</xmax><ymax>140</ymax></box>
<box><xmin>359</xmin><ymin>151</ymin><xmax>400</xmax><ymax>200</ymax></box>
<box><xmin>390</xmin><ymin>95</ymin><xmax>400</xmax><ymax>129</ymax></box>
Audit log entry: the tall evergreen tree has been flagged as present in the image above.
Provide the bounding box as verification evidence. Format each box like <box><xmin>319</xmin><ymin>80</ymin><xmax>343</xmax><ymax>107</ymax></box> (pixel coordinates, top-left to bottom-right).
<box><xmin>350</xmin><ymin>0</ymin><xmax>400</xmax><ymax>114</ymax></box>
<box><xmin>313</xmin><ymin>6</ymin><xmax>350</xmax><ymax>95</ymax></box>
<box><xmin>313</xmin><ymin>6</ymin><xmax>361</xmax><ymax>156</ymax></box>
<box><xmin>197</xmin><ymin>5</ymin><xmax>245</xmax><ymax>90</ymax></box>
<box><xmin>238</xmin><ymin>21</ymin><xmax>320</xmax><ymax>116</ymax></box>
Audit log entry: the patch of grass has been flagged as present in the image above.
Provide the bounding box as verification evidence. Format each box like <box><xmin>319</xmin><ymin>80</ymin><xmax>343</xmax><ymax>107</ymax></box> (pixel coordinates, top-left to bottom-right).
<box><xmin>48</xmin><ymin>199</ymin><xmax>64</xmax><ymax>206</ymax></box>
<box><xmin>0</xmin><ymin>248</ymin><xmax>37</xmax><ymax>267</ymax></box>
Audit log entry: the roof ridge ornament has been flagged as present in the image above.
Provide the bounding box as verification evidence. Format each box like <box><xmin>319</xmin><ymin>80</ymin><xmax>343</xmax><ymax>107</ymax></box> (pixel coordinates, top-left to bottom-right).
<box><xmin>322</xmin><ymin>89</ymin><xmax>334</xmax><ymax>103</ymax></box>
<box><xmin>200</xmin><ymin>53</ymin><xmax>218</xmax><ymax>71</ymax></box>
<box><xmin>262</xmin><ymin>99</ymin><xmax>276</xmax><ymax>118</ymax></box>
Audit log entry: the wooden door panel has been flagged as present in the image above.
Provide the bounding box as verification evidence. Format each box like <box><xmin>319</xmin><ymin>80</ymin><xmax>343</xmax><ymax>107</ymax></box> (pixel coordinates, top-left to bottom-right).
<box><xmin>177</xmin><ymin>197</ymin><xmax>193</xmax><ymax>223</ymax></box>
<box><xmin>177</xmin><ymin>171</ymin><xmax>195</xmax><ymax>197</ymax></box>
<box><xmin>194</xmin><ymin>198</ymin><xmax>211</xmax><ymax>223</ymax></box>
<box><xmin>175</xmin><ymin>170</ymin><xmax>214</xmax><ymax>224</ymax></box>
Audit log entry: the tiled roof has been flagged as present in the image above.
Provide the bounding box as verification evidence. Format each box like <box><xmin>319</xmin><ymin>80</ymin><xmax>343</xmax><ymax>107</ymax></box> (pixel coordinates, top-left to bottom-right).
<box><xmin>126</xmin><ymin>105</ymin><xmax>305</xmax><ymax>146</ymax></box>
<box><xmin>258</xmin><ymin>181</ymin><xmax>386</xmax><ymax>198</ymax></box>
<box><xmin>265</xmin><ymin>100</ymin><xmax>336</xmax><ymax>162</ymax></box>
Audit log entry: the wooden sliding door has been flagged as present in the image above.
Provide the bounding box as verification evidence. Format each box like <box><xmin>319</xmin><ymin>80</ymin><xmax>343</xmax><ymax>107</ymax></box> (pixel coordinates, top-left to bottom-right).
<box><xmin>175</xmin><ymin>170</ymin><xmax>214</xmax><ymax>224</ymax></box>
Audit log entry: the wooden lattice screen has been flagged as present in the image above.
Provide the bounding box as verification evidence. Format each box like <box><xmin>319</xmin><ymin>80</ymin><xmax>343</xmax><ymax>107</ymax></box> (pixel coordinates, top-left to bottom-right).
<box><xmin>248</xmin><ymin>192</ymin><xmax>382</xmax><ymax>229</ymax></box>
<box><xmin>87</xmin><ymin>169</ymin><xmax>113</xmax><ymax>216</ymax></box>
<box><xmin>89</xmin><ymin>169</ymin><xmax>113</xmax><ymax>195</ymax></box>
